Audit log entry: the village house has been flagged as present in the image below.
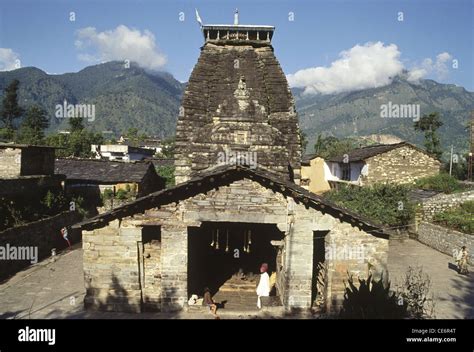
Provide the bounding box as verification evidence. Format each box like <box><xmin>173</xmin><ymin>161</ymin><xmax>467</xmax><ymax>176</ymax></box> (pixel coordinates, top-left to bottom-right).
<box><xmin>91</xmin><ymin>144</ymin><xmax>155</xmax><ymax>162</ymax></box>
<box><xmin>75</xmin><ymin>14</ymin><xmax>390</xmax><ymax>314</ymax></box>
<box><xmin>301</xmin><ymin>142</ymin><xmax>441</xmax><ymax>193</ymax></box>
<box><xmin>55</xmin><ymin>159</ymin><xmax>165</xmax><ymax>209</ymax></box>
<box><xmin>0</xmin><ymin>144</ymin><xmax>64</xmax><ymax>197</ymax></box>
<box><xmin>118</xmin><ymin>136</ymin><xmax>163</xmax><ymax>155</ymax></box>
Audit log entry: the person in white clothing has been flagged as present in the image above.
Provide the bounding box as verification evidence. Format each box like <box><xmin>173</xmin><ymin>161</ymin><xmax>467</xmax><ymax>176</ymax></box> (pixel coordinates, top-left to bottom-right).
<box><xmin>256</xmin><ymin>263</ymin><xmax>270</xmax><ymax>309</ymax></box>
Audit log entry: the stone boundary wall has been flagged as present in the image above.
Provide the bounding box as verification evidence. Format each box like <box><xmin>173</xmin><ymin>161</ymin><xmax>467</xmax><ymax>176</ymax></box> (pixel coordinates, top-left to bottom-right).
<box><xmin>421</xmin><ymin>190</ymin><xmax>474</xmax><ymax>221</ymax></box>
<box><xmin>415</xmin><ymin>221</ymin><xmax>473</xmax><ymax>264</ymax></box>
<box><xmin>0</xmin><ymin>211</ymin><xmax>82</xmax><ymax>281</ymax></box>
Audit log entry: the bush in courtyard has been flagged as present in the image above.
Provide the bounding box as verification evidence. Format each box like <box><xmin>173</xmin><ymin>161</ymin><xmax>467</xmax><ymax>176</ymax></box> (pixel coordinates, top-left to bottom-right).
<box><xmin>396</xmin><ymin>266</ymin><xmax>435</xmax><ymax>319</ymax></box>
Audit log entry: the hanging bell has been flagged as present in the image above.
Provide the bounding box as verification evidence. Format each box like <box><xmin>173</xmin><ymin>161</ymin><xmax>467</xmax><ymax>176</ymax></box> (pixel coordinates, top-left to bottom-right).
<box><xmin>246</xmin><ymin>230</ymin><xmax>251</xmax><ymax>253</ymax></box>
<box><xmin>210</xmin><ymin>229</ymin><xmax>215</xmax><ymax>248</ymax></box>
<box><xmin>225</xmin><ymin>229</ymin><xmax>229</xmax><ymax>253</ymax></box>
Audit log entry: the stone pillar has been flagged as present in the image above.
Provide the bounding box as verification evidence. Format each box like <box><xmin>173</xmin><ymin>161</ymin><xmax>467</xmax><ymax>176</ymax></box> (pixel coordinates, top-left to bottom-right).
<box><xmin>161</xmin><ymin>224</ymin><xmax>188</xmax><ymax>311</ymax></box>
<box><xmin>283</xmin><ymin>203</ymin><xmax>314</xmax><ymax>310</ymax></box>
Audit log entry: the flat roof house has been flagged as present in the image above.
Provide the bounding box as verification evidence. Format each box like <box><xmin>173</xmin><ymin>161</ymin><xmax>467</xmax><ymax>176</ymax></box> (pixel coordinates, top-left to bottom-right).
<box><xmin>91</xmin><ymin>144</ymin><xmax>155</xmax><ymax>162</ymax></box>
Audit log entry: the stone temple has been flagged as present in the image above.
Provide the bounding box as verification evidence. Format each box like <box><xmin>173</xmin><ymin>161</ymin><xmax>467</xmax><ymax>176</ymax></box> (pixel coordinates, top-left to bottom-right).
<box><xmin>76</xmin><ymin>14</ymin><xmax>389</xmax><ymax>314</ymax></box>
<box><xmin>174</xmin><ymin>18</ymin><xmax>301</xmax><ymax>185</ymax></box>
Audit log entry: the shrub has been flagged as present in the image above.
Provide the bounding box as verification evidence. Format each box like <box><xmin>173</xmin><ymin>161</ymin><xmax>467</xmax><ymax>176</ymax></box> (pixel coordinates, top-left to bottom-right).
<box><xmin>415</xmin><ymin>173</ymin><xmax>463</xmax><ymax>194</ymax></box>
<box><xmin>397</xmin><ymin>266</ymin><xmax>435</xmax><ymax>319</ymax></box>
<box><xmin>324</xmin><ymin>183</ymin><xmax>415</xmax><ymax>226</ymax></box>
<box><xmin>71</xmin><ymin>196</ymin><xmax>88</xmax><ymax>218</ymax></box>
<box><xmin>433</xmin><ymin>201</ymin><xmax>474</xmax><ymax>234</ymax></box>
<box><xmin>157</xmin><ymin>165</ymin><xmax>175</xmax><ymax>187</ymax></box>
<box><xmin>115</xmin><ymin>189</ymin><xmax>128</xmax><ymax>200</ymax></box>
<box><xmin>340</xmin><ymin>274</ymin><xmax>407</xmax><ymax>319</ymax></box>
<box><xmin>41</xmin><ymin>190</ymin><xmax>67</xmax><ymax>216</ymax></box>
<box><xmin>102</xmin><ymin>188</ymin><xmax>114</xmax><ymax>200</ymax></box>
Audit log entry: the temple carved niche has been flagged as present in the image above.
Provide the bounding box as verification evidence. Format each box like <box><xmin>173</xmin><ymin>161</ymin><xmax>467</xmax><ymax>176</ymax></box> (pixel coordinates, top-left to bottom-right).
<box><xmin>175</xmin><ymin>22</ymin><xmax>302</xmax><ymax>184</ymax></box>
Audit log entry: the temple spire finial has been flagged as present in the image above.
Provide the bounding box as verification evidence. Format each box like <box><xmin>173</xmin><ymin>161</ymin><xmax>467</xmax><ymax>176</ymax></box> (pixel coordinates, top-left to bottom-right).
<box><xmin>234</xmin><ymin>8</ymin><xmax>239</xmax><ymax>25</ymax></box>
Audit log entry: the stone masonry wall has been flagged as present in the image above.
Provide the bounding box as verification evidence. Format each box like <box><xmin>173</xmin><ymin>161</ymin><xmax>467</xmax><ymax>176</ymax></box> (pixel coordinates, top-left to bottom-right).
<box><xmin>21</xmin><ymin>147</ymin><xmax>55</xmax><ymax>176</ymax></box>
<box><xmin>363</xmin><ymin>145</ymin><xmax>440</xmax><ymax>185</ymax></box>
<box><xmin>324</xmin><ymin>222</ymin><xmax>389</xmax><ymax>313</ymax></box>
<box><xmin>175</xmin><ymin>42</ymin><xmax>301</xmax><ymax>185</ymax></box>
<box><xmin>416</xmin><ymin>221</ymin><xmax>473</xmax><ymax>265</ymax></box>
<box><xmin>420</xmin><ymin>190</ymin><xmax>474</xmax><ymax>221</ymax></box>
<box><xmin>0</xmin><ymin>148</ymin><xmax>21</xmax><ymax>178</ymax></box>
<box><xmin>0</xmin><ymin>211</ymin><xmax>82</xmax><ymax>281</ymax></box>
<box><xmin>141</xmin><ymin>237</ymin><xmax>162</xmax><ymax>311</ymax></box>
<box><xmin>82</xmin><ymin>178</ymin><xmax>389</xmax><ymax>313</ymax></box>
<box><xmin>83</xmin><ymin>221</ymin><xmax>143</xmax><ymax>312</ymax></box>
<box><xmin>0</xmin><ymin>175</ymin><xmax>64</xmax><ymax>197</ymax></box>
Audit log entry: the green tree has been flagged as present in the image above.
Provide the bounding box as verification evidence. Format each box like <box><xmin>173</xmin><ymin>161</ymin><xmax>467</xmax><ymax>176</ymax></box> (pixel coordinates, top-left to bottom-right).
<box><xmin>157</xmin><ymin>136</ymin><xmax>175</xmax><ymax>158</ymax></box>
<box><xmin>69</xmin><ymin>116</ymin><xmax>84</xmax><ymax>132</ymax></box>
<box><xmin>45</xmin><ymin>119</ymin><xmax>104</xmax><ymax>158</ymax></box>
<box><xmin>156</xmin><ymin>165</ymin><xmax>175</xmax><ymax>187</ymax></box>
<box><xmin>313</xmin><ymin>134</ymin><xmax>358</xmax><ymax>159</ymax></box>
<box><xmin>16</xmin><ymin>105</ymin><xmax>49</xmax><ymax>145</ymax></box>
<box><xmin>124</xmin><ymin>127</ymin><xmax>147</xmax><ymax>147</ymax></box>
<box><xmin>299</xmin><ymin>131</ymin><xmax>308</xmax><ymax>152</ymax></box>
<box><xmin>0</xmin><ymin>79</ymin><xmax>24</xmax><ymax>139</ymax></box>
<box><xmin>413</xmin><ymin>112</ymin><xmax>443</xmax><ymax>159</ymax></box>
<box><xmin>68</xmin><ymin>130</ymin><xmax>104</xmax><ymax>158</ymax></box>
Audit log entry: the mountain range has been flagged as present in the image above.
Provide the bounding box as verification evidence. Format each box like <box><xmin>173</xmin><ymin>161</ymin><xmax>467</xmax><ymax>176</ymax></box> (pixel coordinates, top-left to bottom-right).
<box><xmin>0</xmin><ymin>62</ymin><xmax>472</xmax><ymax>156</ymax></box>
<box><xmin>293</xmin><ymin>75</ymin><xmax>474</xmax><ymax>155</ymax></box>
<box><xmin>0</xmin><ymin>61</ymin><xmax>183</xmax><ymax>138</ymax></box>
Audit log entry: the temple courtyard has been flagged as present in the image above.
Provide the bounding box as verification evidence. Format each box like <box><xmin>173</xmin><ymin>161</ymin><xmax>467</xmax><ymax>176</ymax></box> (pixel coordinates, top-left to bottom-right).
<box><xmin>0</xmin><ymin>239</ymin><xmax>472</xmax><ymax>319</ymax></box>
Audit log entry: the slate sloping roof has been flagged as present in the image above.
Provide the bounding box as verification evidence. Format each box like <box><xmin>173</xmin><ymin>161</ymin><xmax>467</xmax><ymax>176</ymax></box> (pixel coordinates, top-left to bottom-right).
<box><xmin>73</xmin><ymin>164</ymin><xmax>387</xmax><ymax>238</ymax></box>
<box><xmin>408</xmin><ymin>189</ymin><xmax>442</xmax><ymax>203</ymax></box>
<box><xmin>327</xmin><ymin>142</ymin><xmax>437</xmax><ymax>163</ymax></box>
<box><xmin>149</xmin><ymin>158</ymin><xmax>175</xmax><ymax>168</ymax></box>
<box><xmin>55</xmin><ymin>158</ymin><xmax>156</xmax><ymax>184</ymax></box>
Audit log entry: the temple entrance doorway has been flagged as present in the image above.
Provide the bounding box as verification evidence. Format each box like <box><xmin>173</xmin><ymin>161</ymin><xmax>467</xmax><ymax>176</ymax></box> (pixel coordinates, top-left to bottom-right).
<box><xmin>188</xmin><ymin>222</ymin><xmax>284</xmax><ymax>311</ymax></box>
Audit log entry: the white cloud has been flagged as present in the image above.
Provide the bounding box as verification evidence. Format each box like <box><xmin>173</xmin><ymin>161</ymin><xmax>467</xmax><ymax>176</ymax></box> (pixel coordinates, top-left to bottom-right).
<box><xmin>287</xmin><ymin>42</ymin><xmax>404</xmax><ymax>95</ymax></box>
<box><xmin>0</xmin><ymin>48</ymin><xmax>20</xmax><ymax>71</ymax></box>
<box><xmin>407</xmin><ymin>52</ymin><xmax>452</xmax><ymax>82</ymax></box>
<box><xmin>75</xmin><ymin>25</ymin><xmax>167</xmax><ymax>70</ymax></box>
<box><xmin>288</xmin><ymin>42</ymin><xmax>454</xmax><ymax>94</ymax></box>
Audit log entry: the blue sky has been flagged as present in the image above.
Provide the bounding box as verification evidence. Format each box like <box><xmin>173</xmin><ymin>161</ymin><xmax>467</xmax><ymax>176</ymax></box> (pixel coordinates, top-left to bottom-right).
<box><xmin>0</xmin><ymin>0</ymin><xmax>472</xmax><ymax>92</ymax></box>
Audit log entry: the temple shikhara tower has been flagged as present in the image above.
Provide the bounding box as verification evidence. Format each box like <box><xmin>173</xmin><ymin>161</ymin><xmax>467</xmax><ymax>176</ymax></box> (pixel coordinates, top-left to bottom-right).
<box><xmin>175</xmin><ymin>11</ymin><xmax>301</xmax><ymax>184</ymax></box>
<box><xmin>77</xmin><ymin>12</ymin><xmax>389</xmax><ymax>315</ymax></box>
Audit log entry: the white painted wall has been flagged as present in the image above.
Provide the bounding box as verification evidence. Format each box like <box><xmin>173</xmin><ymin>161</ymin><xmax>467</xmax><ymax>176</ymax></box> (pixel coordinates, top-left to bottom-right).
<box><xmin>324</xmin><ymin>161</ymin><xmax>367</xmax><ymax>183</ymax></box>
